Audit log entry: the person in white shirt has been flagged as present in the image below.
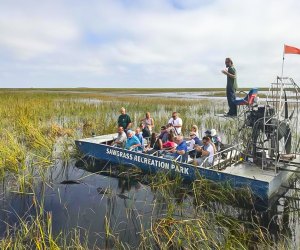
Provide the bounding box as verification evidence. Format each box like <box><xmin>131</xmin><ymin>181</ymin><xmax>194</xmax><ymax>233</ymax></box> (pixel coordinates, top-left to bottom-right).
<box><xmin>113</xmin><ymin>127</ymin><xmax>127</xmax><ymax>148</ymax></box>
<box><xmin>194</xmin><ymin>136</ymin><xmax>215</xmax><ymax>167</ymax></box>
<box><xmin>167</xmin><ymin>112</ymin><xmax>183</xmax><ymax>135</ymax></box>
<box><xmin>188</xmin><ymin>132</ymin><xmax>202</xmax><ymax>151</ymax></box>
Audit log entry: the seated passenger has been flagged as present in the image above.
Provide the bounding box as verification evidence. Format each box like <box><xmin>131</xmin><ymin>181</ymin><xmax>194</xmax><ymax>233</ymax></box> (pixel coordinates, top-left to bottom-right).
<box><xmin>135</xmin><ymin>127</ymin><xmax>144</xmax><ymax>150</ymax></box>
<box><xmin>191</xmin><ymin>125</ymin><xmax>200</xmax><ymax>138</ymax></box>
<box><xmin>188</xmin><ymin>132</ymin><xmax>202</xmax><ymax>158</ymax></box>
<box><xmin>210</xmin><ymin>129</ymin><xmax>222</xmax><ymax>151</ymax></box>
<box><xmin>158</xmin><ymin>125</ymin><xmax>169</xmax><ymax>143</ymax></box>
<box><xmin>145</xmin><ymin>132</ymin><xmax>161</xmax><ymax>154</ymax></box>
<box><xmin>188</xmin><ymin>132</ymin><xmax>202</xmax><ymax>151</ymax></box>
<box><xmin>204</xmin><ymin>129</ymin><xmax>218</xmax><ymax>153</ymax></box>
<box><xmin>140</xmin><ymin>123</ymin><xmax>151</xmax><ymax>138</ymax></box>
<box><xmin>125</xmin><ymin>130</ymin><xmax>142</xmax><ymax>151</ymax></box>
<box><xmin>162</xmin><ymin>133</ymin><xmax>177</xmax><ymax>150</ymax></box>
<box><xmin>194</xmin><ymin>136</ymin><xmax>215</xmax><ymax>167</ymax></box>
<box><xmin>163</xmin><ymin>135</ymin><xmax>188</xmax><ymax>161</ymax></box>
<box><xmin>113</xmin><ymin>127</ymin><xmax>127</xmax><ymax>148</ymax></box>
<box><xmin>207</xmin><ymin>135</ymin><xmax>217</xmax><ymax>154</ymax></box>
<box><xmin>204</xmin><ymin>129</ymin><xmax>211</xmax><ymax>137</ymax></box>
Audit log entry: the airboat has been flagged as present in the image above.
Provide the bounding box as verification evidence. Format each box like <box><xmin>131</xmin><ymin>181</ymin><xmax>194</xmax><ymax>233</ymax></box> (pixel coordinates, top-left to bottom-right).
<box><xmin>75</xmin><ymin>76</ymin><xmax>300</xmax><ymax>206</ymax></box>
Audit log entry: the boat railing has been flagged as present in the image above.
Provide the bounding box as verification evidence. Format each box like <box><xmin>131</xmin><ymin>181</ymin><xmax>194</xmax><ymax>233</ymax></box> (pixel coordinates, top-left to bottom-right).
<box><xmin>150</xmin><ymin>150</ymin><xmax>188</xmax><ymax>163</ymax></box>
<box><xmin>151</xmin><ymin>150</ymin><xmax>160</xmax><ymax>157</ymax></box>
<box><xmin>175</xmin><ymin>153</ymin><xmax>188</xmax><ymax>163</ymax></box>
<box><xmin>199</xmin><ymin>144</ymin><xmax>242</xmax><ymax>170</ymax></box>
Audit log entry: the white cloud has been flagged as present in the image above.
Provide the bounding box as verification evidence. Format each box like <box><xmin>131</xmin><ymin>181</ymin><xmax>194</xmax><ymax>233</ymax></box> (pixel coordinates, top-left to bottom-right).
<box><xmin>0</xmin><ymin>0</ymin><xmax>300</xmax><ymax>88</ymax></box>
<box><xmin>0</xmin><ymin>9</ymin><xmax>79</xmax><ymax>60</ymax></box>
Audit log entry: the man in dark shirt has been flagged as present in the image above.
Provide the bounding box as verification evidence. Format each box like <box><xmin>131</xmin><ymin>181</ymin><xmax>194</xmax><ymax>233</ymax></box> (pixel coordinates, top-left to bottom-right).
<box><xmin>222</xmin><ymin>58</ymin><xmax>238</xmax><ymax>116</ymax></box>
<box><xmin>118</xmin><ymin>107</ymin><xmax>132</xmax><ymax>133</ymax></box>
<box><xmin>158</xmin><ymin>126</ymin><xmax>169</xmax><ymax>143</ymax></box>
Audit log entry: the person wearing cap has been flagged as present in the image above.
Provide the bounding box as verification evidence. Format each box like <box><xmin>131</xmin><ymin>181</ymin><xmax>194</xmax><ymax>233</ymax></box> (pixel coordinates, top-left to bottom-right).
<box><xmin>113</xmin><ymin>126</ymin><xmax>127</xmax><ymax>148</ymax></box>
<box><xmin>204</xmin><ymin>129</ymin><xmax>211</xmax><ymax>136</ymax></box>
<box><xmin>194</xmin><ymin>136</ymin><xmax>215</xmax><ymax>167</ymax></box>
<box><xmin>125</xmin><ymin>130</ymin><xmax>142</xmax><ymax>151</ymax></box>
<box><xmin>118</xmin><ymin>107</ymin><xmax>132</xmax><ymax>133</ymax></box>
<box><xmin>164</xmin><ymin>135</ymin><xmax>188</xmax><ymax>161</ymax></box>
<box><xmin>210</xmin><ymin>129</ymin><xmax>222</xmax><ymax>150</ymax></box>
<box><xmin>204</xmin><ymin>130</ymin><xmax>217</xmax><ymax>154</ymax></box>
<box><xmin>167</xmin><ymin>112</ymin><xmax>183</xmax><ymax>135</ymax></box>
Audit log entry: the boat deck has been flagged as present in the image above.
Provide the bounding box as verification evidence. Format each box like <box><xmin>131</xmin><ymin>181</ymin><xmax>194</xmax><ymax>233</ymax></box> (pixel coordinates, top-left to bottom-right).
<box><xmin>220</xmin><ymin>162</ymin><xmax>276</xmax><ymax>182</ymax></box>
<box><xmin>79</xmin><ymin>134</ymin><xmax>117</xmax><ymax>144</ymax></box>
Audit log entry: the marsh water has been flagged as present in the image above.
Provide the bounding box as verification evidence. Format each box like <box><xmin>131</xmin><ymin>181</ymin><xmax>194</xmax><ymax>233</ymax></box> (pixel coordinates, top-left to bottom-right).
<box><xmin>131</xmin><ymin>90</ymin><xmax>270</xmax><ymax>100</ymax></box>
<box><xmin>1</xmin><ymin>158</ymin><xmax>299</xmax><ymax>249</ymax></box>
<box><xmin>0</xmin><ymin>159</ymin><xmax>192</xmax><ymax>248</ymax></box>
<box><xmin>0</xmin><ymin>91</ymin><xmax>299</xmax><ymax>249</ymax></box>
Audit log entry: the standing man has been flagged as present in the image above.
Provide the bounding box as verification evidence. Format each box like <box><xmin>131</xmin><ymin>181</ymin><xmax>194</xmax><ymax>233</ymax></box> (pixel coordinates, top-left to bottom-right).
<box><xmin>222</xmin><ymin>58</ymin><xmax>238</xmax><ymax>116</ymax></box>
<box><xmin>168</xmin><ymin>111</ymin><xmax>183</xmax><ymax>135</ymax></box>
<box><xmin>118</xmin><ymin>107</ymin><xmax>132</xmax><ymax>133</ymax></box>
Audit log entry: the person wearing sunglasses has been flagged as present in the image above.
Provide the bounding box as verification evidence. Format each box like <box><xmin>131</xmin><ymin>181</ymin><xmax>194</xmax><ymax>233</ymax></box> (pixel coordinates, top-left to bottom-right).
<box><xmin>194</xmin><ymin>136</ymin><xmax>214</xmax><ymax>167</ymax></box>
<box><xmin>167</xmin><ymin>111</ymin><xmax>183</xmax><ymax>135</ymax></box>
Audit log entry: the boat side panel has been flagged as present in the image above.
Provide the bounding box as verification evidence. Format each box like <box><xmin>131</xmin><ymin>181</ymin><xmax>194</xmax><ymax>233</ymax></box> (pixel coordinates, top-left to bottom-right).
<box><xmin>76</xmin><ymin>141</ymin><xmax>197</xmax><ymax>178</ymax></box>
<box><xmin>195</xmin><ymin>168</ymin><xmax>269</xmax><ymax>201</ymax></box>
<box><xmin>76</xmin><ymin>141</ymin><xmax>269</xmax><ymax>200</ymax></box>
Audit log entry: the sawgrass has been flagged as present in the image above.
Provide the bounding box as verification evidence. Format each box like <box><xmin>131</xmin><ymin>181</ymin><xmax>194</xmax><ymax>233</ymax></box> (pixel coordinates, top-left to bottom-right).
<box><xmin>0</xmin><ymin>89</ymin><xmax>235</xmax><ymax>181</ymax></box>
<box><xmin>0</xmin><ymin>89</ymin><xmax>296</xmax><ymax>249</ymax></box>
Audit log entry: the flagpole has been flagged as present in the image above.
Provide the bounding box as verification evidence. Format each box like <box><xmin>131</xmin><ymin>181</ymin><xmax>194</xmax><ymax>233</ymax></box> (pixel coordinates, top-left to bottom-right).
<box><xmin>281</xmin><ymin>44</ymin><xmax>285</xmax><ymax>78</ymax></box>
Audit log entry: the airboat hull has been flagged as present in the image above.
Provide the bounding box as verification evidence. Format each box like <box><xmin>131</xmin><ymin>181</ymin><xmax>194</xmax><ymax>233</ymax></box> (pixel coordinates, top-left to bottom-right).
<box><xmin>75</xmin><ymin>135</ymin><xmax>297</xmax><ymax>206</ymax></box>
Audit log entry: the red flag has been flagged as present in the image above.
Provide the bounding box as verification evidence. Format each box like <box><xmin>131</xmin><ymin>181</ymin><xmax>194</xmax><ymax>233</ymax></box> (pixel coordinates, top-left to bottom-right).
<box><xmin>284</xmin><ymin>44</ymin><xmax>300</xmax><ymax>54</ymax></box>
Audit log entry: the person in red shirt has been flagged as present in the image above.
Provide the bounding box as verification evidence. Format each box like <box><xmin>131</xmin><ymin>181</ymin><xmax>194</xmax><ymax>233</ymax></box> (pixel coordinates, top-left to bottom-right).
<box><xmin>162</xmin><ymin>133</ymin><xmax>177</xmax><ymax>150</ymax></box>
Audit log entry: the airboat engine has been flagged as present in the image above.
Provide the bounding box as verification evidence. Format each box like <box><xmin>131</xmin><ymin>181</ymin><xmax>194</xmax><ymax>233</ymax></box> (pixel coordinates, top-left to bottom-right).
<box><xmin>242</xmin><ymin>77</ymin><xmax>299</xmax><ymax>168</ymax></box>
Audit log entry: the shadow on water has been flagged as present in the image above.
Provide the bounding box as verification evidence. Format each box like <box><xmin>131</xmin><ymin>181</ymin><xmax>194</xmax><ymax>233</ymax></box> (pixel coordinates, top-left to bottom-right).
<box><xmin>0</xmin><ymin>157</ymin><xmax>299</xmax><ymax>248</ymax></box>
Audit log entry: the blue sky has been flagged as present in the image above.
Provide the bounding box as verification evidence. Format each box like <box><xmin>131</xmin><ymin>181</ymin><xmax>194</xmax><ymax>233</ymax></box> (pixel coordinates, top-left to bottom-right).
<box><xmin>0</xmin><ymin>0</ymin><xmax>300</xmax><ymax>88</ymax></box>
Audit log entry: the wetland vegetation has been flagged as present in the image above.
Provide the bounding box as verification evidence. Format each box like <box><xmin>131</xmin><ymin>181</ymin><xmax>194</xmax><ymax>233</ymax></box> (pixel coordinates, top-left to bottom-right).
<box><xmin>0</xmin><ymin>88</ymin><xmax>299</xmax><ymax>249</ymax></box>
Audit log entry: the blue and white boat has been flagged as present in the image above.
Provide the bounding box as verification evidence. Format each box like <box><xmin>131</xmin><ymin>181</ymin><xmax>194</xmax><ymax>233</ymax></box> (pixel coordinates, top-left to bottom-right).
<box><xmin>75</xmin><ymin>134</ymin><xmax>299</xmax><ymax>205</ymax></box>
<box><xmin>75</xmin><ymin>77</ymin><xmax>300</xmax><ymax>206</ymax></box>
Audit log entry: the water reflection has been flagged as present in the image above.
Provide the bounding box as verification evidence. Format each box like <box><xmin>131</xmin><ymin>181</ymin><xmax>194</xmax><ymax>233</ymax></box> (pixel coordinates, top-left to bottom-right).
<box><xmin>0</xmin><ymin>158</ymin><xmax>299</xmax><ymax>248</ymax></box>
